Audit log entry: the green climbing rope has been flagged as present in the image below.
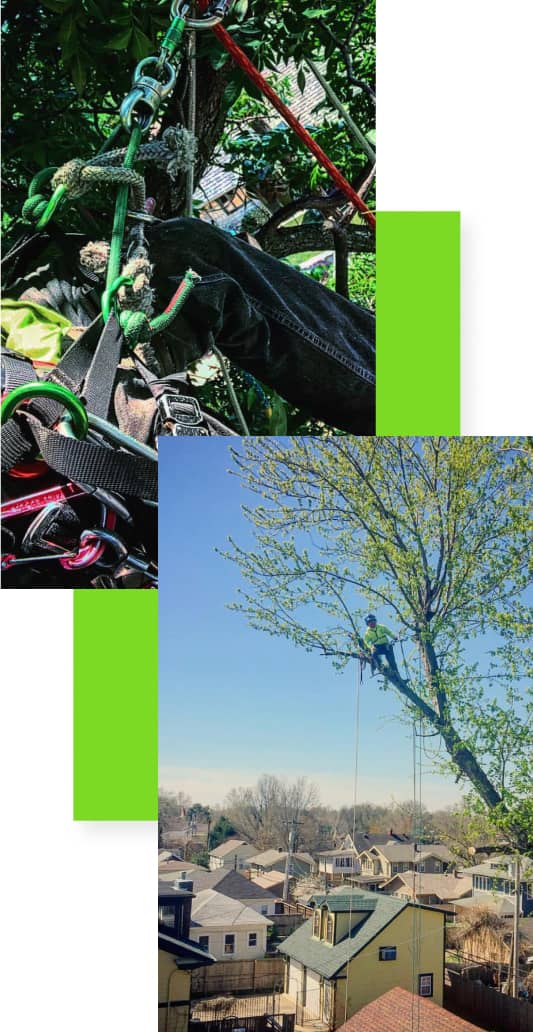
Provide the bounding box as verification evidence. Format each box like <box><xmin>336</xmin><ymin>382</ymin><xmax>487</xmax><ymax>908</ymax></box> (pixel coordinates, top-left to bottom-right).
<box><xmin>103</xmin><ymin>125</ymin><xmax>143</xmax><ymax>319</ymax></box>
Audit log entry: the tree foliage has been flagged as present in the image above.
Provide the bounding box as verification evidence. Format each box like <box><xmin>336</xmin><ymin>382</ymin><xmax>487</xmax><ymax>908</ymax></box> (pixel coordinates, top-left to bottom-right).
<box><xmin>224</xmin><ymin>437</ymin><xmax>533</xmax><ymax>852</ymax></box>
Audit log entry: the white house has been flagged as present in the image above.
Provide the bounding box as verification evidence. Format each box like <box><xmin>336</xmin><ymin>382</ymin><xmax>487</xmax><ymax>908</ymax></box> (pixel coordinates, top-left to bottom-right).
<box><xmin>209</xmin><ymin>838</ymin><xmax>257</xmax><ymax>871</ymax></box>
<box><xmin>316</xmin><ymin>848</ymin><xmax>360</xmax><ymax>879</ymax></box>
<box><xmin>189</xmin><ymin>888</ymin><xmax>273</xmax><ymax>961</ymax></box>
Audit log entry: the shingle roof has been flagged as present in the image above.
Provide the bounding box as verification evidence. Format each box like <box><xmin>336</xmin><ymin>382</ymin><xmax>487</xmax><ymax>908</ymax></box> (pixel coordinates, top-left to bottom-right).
<box><xmin>191</xmin><ymin>889</ymin><xmax>273</xmax><ymax>928</ymax></box>
<box><xmin>209</xmin><ymin>838</ymin><xmax>251</xmax><ymax>858</ymax></box>
<box><xmin>337</xmin><ymin>987</ymin><xmax>484</xmax><ymax>1031</ymax></box>
<box><xmin>382</xmin><ymin>872</ymin><xmax>473</xmax><ymax>901</ymax></box>
<box><xmin>363</xmin><ymin>842</ymin><xmax>453</xmax><ymax>863</ymax></box>
<box><xmin>181</xmin><ymin>868</ymin><xmax>277</xmax><ymax>901</ymax></box>
<box><xmin>465</xmin><ymin>854</ymin><xmax>533</xmax><ymax>877</ymax></box>
<box><xmin>278</xmin><ymin>890</ymin><xmax>410</xmax><ymax>978</ymax></box>
<box><xmin>249</xmin><ymin>848</ymin><xmax>288</xmax><ymax>866</ymax></box>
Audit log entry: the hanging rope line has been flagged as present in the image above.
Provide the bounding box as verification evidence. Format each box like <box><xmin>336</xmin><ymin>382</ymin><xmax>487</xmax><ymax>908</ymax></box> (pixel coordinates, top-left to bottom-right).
<box><xmin>197</xmin><ymin>2</ymin><xmax>375</xmax><ymax>229</ymax></box>
<box><xmin>344</xmin><ymin>656</ymin><xmax>362</xmax><ymax>1024</ymax></box>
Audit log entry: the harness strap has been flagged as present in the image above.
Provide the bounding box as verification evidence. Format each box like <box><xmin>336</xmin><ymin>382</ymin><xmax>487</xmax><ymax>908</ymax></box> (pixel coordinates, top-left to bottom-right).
<box><xmin>81</xmin><ymin>314</ymin><xmax>123</xmax><ymax>420</ymax></box>
<box><xmin>25</xmin><ymin>414</ymin><xmax>157</xmax><ymax>501</ymax></box>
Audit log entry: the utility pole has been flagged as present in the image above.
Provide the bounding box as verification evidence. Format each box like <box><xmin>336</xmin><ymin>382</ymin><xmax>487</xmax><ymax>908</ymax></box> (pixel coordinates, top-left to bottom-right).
<box><xmin>511</xmin><ymin>855</ymin><xmax>521</xmax><ymax>998</ymax></box>
<box><xmin>283</xmin><ymin>819</ymin><xmax>302</xmax><ymax>902</ymax></box>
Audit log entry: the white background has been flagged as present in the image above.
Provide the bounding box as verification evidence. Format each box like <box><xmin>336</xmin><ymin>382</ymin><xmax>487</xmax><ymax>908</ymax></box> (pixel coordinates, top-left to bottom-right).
<box><xmin>1</xmin><ymin>2</ymin><xmax>532</xmax><ymax>1028</ymax></box>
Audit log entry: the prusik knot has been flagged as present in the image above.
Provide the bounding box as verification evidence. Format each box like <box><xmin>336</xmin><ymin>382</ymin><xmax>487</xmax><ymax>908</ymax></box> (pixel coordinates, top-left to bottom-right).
<box><xmin>51</xmin><ymin>158</ymin><xmax>87</xmax><ymax>198</ymax></box>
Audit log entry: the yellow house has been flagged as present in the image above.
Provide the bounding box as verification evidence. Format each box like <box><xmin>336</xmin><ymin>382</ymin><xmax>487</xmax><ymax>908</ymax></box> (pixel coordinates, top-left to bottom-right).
<box><xmin>159</xmin><ymin>881</ymin><xmax>216</xmax><ymax>1032</ymax></box>
<box><xmin>279</xmin><ymin>888</ymin><xmax>446</xmax><ymax>1028</ymax></box>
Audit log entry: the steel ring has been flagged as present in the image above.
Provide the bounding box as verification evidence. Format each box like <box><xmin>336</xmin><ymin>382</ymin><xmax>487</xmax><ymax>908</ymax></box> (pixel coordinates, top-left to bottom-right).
<box><xmin>170</xmin><ymin>1</ymin><xmax>226</xmax><ymax>29</ymax></box>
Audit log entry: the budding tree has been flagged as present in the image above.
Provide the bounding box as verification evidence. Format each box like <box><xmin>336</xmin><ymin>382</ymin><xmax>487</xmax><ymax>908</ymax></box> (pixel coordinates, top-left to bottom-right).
<box><xmin>225</xmin><ymin>437</ymin><xmax>533</xmax><ymax>852</ymax></box>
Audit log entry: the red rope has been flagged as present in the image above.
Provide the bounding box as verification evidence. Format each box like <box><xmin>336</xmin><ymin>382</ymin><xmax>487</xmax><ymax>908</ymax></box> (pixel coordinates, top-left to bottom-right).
<box><xmin>200</xmin><ymin>10</ymin><xmax>375</xmax><ymax>230</ymax></box>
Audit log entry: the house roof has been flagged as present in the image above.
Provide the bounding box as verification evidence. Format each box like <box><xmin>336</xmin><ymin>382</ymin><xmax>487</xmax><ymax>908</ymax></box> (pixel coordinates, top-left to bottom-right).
<box><xmin>465</xmin><ymin>854</ymin><xmax>533</xmax><ymax>877</ymax></box>
<box><xmin>453</xmin><ymin>896</ymin><xmax>515</xmax><ymax>918</ymax></box>
<box><xmin>179</xmin><ymin>868</ymin><xmax>277</xmax><ymax>902</ymax></box>
<box><xmin>250</xmin><ymin>871</ymin><xmax>286</xmax><ymax>892</ymax></box>
<box><xmin>191</xmin><ymin>889</ymin><xmax>273</xmax><ymax>929</ymax></box>
<box><xmin>209</xmin><ymin>838</ymin><xmax>252</xmax><ymax>858</ymax></box>
<box><xmin>382</xmin><ymin>872</ymin><xmax>473</xmax><ymax>901</ymax></box>
<box><xmin>279</xmin><ymin>890</ymin><xmax>415</xmax><ymax>978</ymax></box>
<box><xmin>337</xmin><ymin>986</ymin><xmax>484</xmax><ymax>1031</ymax></box>
<box><xmin>248</xmin><ymin>848</ymin><xmax>314</xmax><ymax>868</ymax></box>
<box><xmin>158</xmin><ymin>931</ymin><xmax>216</xmax><ymax>968</ymax></box>
<box><xmin>353</xmin><ymin>832</ymin><xmax>412</xmax><ymax>852</ymax></box>
<box><xmin>158</xmin><ymin>859</ymin><xmax>205</xmax><ymax>875</ymax></box>
<box><xmin>365</xmin><ymin>842</ymin><xmax>453</xmax><ymax>863</ymax></box>
<box><xmin>158</xmin><ymin>880</ymin><xmax>194</xmax><ymax>901</ymax></box>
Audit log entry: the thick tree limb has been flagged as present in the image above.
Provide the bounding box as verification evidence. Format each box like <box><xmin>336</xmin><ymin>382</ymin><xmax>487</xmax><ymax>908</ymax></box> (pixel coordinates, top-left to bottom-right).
<box><xmin>259</xmin><ymin>223</ymin><xmax>374</xmax><ymax>258</ymax></box>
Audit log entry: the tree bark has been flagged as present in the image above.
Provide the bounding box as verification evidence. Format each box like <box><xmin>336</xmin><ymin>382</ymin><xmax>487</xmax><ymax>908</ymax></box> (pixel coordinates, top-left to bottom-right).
<box><xmin>258</xmin><ymin>223</ymin><xmax>373</xmax><ymax>258</ymax></box>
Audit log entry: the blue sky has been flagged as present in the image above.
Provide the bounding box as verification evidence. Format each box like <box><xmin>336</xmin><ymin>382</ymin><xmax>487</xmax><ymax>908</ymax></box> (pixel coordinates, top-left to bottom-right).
<box><xmin>158</xmin><ymin>439</ymin><xmax>514</xmax><ymax>813</ymax></box>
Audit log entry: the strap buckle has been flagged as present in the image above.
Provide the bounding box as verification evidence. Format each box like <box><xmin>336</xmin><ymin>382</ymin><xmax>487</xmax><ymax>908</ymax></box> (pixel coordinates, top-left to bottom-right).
<box><xmin>158</xmin><ymin>391</ymin><xmax>208</xmax><ymax>436</ymax></box>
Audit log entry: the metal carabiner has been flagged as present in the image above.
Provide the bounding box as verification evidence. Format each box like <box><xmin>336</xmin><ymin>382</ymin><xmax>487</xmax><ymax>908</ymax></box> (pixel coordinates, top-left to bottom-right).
<box><xmin>0</xmin><ymin>382</ymin><xmax>89</xmax><ymax>440</ymax></box>
<box><xmin>120</xmin><ymin>58</ymin><xmax>177</xmax><ymax>135</ymax></box>
<box><xmin>170</xmin><ymin>0</ymin><xmax>230</xmax><ymax>29</ymax></box>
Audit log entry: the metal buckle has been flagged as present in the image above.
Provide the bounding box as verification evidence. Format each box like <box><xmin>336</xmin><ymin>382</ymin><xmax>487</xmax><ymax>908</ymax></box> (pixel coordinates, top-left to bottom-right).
<box><xmin>158</xmin><ymin>392</ymin><xmax>208</xmax><ymax>436</ymax></box>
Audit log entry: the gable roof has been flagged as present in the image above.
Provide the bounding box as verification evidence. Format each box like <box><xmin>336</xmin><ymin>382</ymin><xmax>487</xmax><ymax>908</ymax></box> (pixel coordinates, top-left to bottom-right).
<box><xmin>158</xmin><ymin>932</ymin><xmax>215</xmax><ymax>968</ymax></box>
<box><xmin>279</xmin><ymin>890</ymin><xmax>412</xmax><ymax>978</ymax></box>
<box><xmin>337</xmin><ymin>986</ymin><xmax>484</xmax><ymax>1031</ymax></box>
<box><xmin>209</xmin><ymin>838</ymin><xmax>252</xmax><ymax>858</ymax></box>
<box><xmin>382</xmin><ymin>872</ymin><xmax>472</xmax><ymax>901</ymax></box>
<box><xmin>362</xmin><ymin>842</ymin><xmax>453</xmax><ymax>863</ymax></box>
<box><xmin>181</xmin><ymin>868</ymin><xmax>277</xmax><ymax>901</ymax></box>
<box><xmin>191</xmin><ymin>889</ymin><xmax>273</xmax><ymax>929</ymax></box>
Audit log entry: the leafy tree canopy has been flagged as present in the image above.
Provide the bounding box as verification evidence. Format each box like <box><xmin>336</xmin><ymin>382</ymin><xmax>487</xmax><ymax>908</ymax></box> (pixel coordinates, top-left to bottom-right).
<box><xmin>224</xmin><ymin>437</ymin><xmax>533</xmax><ymax>852</ymax></box>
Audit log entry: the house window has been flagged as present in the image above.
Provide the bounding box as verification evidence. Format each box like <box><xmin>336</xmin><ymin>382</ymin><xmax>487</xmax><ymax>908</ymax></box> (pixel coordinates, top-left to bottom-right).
<box><xmin>379</xmin><ymin>946</ymin><xmax>397</xmax><ymax>961</ymax></box>
<box><xmin>224</xmin><ymin>934</ymin><xmax>235</xmax><ymax>955</ymax></box>
<box><xmin>199</xmin><ymin>935</ymin><xmax>210</xmax><ymax>951</ymax></box>
<box><xmin>326</xmin><ymin>915</ymin><xmax>334</xmax><ymax>944</ymax></box>
<box><xmin>419</xmin><ymin>974</ymin><xmax>433</xmax><ymax>997</ymax></box>
<box><xmin>415</xmin><ymin>863</ymin><xmax>425</xmax><ymax>873</ymax></box>
<box><xmin>313</xmin><ymin>911</ymin><xmax>321</xmax><ymax>938</ymax></box>
<box><xmin>392</xmin><ymin>863</ymin><xmax>399</xmax><ymax>874</ymax></box>
<box><xmin>249</xmin><ymin>933</ymin><xmax>257</xmax><ymax>947</ymax></box>
<box><xmin>434</xmin><ymin>861</ymin><xmax>441</xmax><ymax>873</ymax></box>
<box><xmin>261</xmin><ymin>906</ymin><xmax>268</xmax><ymax>915</ymax></box>
<box><xmin>158</xmin><ymin>905</ymin><xmax>175</xmax><ymax>925</ymax></box>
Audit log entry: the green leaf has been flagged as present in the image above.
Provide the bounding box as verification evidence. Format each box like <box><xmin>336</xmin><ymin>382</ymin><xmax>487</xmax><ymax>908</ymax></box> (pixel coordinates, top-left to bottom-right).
<box><xmin>223</xmin><ymin>79</ymin><xmax>243</xmax><ymax>110</ymax></box>
<box><xmin>103</xmin><ymin>28</ymin><xmax>133</xmax><ymax>51</ymax></box>
<box><xmin>297</xmin><ymin>68</ymin><xmax>306</xmax><ymax>94</ymax></box>
<box><xmin>131</xmin><ymin>27</ymin><xmax>153</xmax><ymax>60</ymax></box>
<box><xmin>210</xmin><ymin>50</ymin><xmax>230</xmax><ymax>70</ymax></box>
<box><xmin>69</xmin><ymin>54</ymin><xmax>87</xmax><ymax>97</ymax></box>
<box><xmin>268</xmin><ymin>393</ymin><xmax>288</xmax><ymax>435</ymax></box>
<box><xmin>302</xmin><ymin>7</ymin><xmax>334</xmax><ymax>18</ymax></box>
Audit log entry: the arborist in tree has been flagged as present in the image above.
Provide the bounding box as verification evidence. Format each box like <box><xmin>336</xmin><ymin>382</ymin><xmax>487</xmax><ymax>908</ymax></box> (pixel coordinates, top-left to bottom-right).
<box><xmin>363</xmin><ymin>613</ymin><xmax>401</xmax><ymax>677</ymax></box>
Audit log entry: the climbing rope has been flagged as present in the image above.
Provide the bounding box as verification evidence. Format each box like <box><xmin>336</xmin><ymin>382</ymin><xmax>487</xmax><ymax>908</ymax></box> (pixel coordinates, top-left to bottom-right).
<box><xmin>196</xmin><ymin>0</ymin><xmax>375</xmax><ymax>229</ymax></box>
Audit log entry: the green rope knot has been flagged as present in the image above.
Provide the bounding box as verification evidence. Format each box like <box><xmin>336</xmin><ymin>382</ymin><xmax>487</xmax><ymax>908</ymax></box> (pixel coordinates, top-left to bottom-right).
<box><xmin>22</xmin><ymin>194</ymin><xmax>49</xmax><ymax>223</ymax></box>
<box><xmin>119</xmin><ymin>309</ymin><xmax>151</xmax><ymax>347</ymax></box>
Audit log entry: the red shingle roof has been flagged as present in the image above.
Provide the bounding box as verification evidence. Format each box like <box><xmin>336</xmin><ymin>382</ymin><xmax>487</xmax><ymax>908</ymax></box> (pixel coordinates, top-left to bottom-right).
<box><xmin>337</xmin><ymin>987</ymin><xmax>484</xmax><ymax>1031</ymax></box>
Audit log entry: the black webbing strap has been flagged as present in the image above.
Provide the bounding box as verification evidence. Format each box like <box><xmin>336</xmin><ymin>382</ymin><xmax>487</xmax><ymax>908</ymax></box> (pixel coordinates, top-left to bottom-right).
<box><xmin>25</xmin><ymin>415</ymin><xmax>157</xmax><ymax>501</ymax></box>
<box><xmin>1</xmin><ymin>349</ymin><xmax>38</xmax><ymax>391</ymax></box>
<box><xmin>81</xmin><ymin>314</ymin><xmax>123</xmax><ymax>420</ymax></box>
<box><xmin>1</xmin><ymin>316</ymin><xmax>109</xmax><ymax>472</ymax></box>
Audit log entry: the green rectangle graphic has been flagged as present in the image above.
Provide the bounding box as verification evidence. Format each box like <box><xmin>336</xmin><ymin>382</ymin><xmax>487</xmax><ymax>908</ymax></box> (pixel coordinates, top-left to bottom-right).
<box><xmin>73</xmin><ymin>590</ymin><xmax>158</xmax><ymax>820</ymax></box>
<box><xmin>376</xmin><ymin>211</ymin><xmax>460</xmax><ymax>435</ymax></box>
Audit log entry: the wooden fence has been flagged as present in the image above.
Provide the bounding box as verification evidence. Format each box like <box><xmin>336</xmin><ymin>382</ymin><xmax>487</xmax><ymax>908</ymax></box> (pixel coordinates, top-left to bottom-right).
<box><xmin>444</xmin><ymin>978</ymin><xmax>533</xmax><ymax>1031</ymax></box>
<box><xmin>192</xmin><ymin>958</ymin><xmax>286</xmax><ymax>997</ymax></box>
<box><xmin>190</xmin><ymin>1014</ymin><xmax>294</xmax><ymax>1032</ymax></box>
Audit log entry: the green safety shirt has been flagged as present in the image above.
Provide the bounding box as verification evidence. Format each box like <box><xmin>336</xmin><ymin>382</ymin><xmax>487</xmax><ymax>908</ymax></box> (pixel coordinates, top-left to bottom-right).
<box><xmin>364</xmin><ymin>624</ymin><xmax>396</xmax><ymax>649</ymax></box>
